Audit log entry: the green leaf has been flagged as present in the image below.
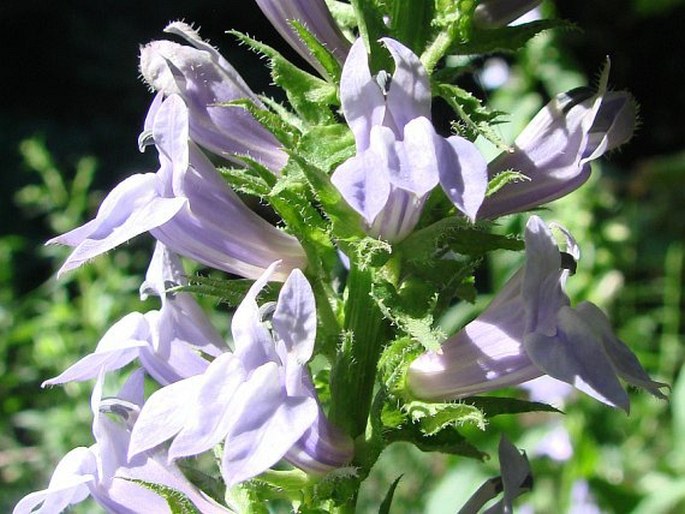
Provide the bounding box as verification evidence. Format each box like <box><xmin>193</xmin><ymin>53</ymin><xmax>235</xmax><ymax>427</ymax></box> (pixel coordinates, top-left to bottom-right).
<box><xmin>452</xmin><ymin>19</ymin><xmax>575</xmax><ymax>55</ymax></box>
<box><xmin>389</xmin><ymin>0</ymin><xmax>434</xmax><ymax>54</ymax></box>
<box><xmin>436</xmin><ymin>83</ymin><xmax>509</xmax><ymax>148</ymax></box>
<box><xmin>466</xmin><ymin>396</ymin><xmax>562</xmax><ymax>417</ymax></box>
<box><xmin>125</xmin><ymin>479</ymin><xmax>201</xmax><ymax>514</ymax></box>
<box><xmin>296</xmin><ymin>124</ymin><xmax>356</xmax><ymax>174</ymax></box>
<box><xmin>290</xmin><ymin>20</ymin><xmax>343</xmax><ymax>83</ymax></box>
<box><xmin>386</xmin><ymin>419</ymin><xmax>486</xmax><ymax>460</ymax></box>
<box><xmin>229</xmin><ymin>31</ymin><xmax>336</xmax><ymax>124</ymax></box>
<box><xmin>486</xmin><ymin>170</ymin><xmax>531</xmax><ymax>197</ymax></box>
<box><xmin>379</xmin><ymin>475</ymin><xmax>404</xmax><ymax>514</ymax></box>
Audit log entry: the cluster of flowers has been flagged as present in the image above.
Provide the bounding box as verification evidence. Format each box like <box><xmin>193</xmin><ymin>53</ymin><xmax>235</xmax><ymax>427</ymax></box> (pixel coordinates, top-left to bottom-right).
<box><xmin>16</xmin><ymin>1</ymin><xmax>666</xmax><ymax>513</ymax></box>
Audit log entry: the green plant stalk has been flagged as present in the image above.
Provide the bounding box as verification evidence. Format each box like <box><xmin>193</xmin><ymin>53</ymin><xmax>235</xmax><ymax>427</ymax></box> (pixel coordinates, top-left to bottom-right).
<box><xmin>329</xmin><ymin>264</ymin><xmax>388</xmax><ymax>439</ymax></box>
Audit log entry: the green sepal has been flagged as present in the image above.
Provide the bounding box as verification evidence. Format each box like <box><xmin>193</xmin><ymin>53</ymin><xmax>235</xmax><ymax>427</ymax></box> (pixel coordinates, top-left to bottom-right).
<box><xmin>486</xmin><ymin>170</ymin><xmax>531</xmax><ymax>197</ymax></box>
<box><xmin>177</xmin><ymin>464</ymin><xmax>226</xmax><ymax>505</ymax></box>
<box><xmin>397</xmin><ymin>217</ymin><xmax>524</xmax><ymax>261</ymax></box>
<box><xmin>286</xmin><ymin>152</ymin><xmax>365</xmax><ymax>242</ymax></box>
<box><xmin>222</xmin><ymin>98</ymin><xmax>301</xmax><ymax>148</ymax></box>
<box><xmin>290</xmin><ymin>20</ymin><xmax>343</xmax><ymax>83</ymax></box>
<box><xmin>466</xmin><ymin>396</ymin><xmax>562</xmax><ymax>417</ymax></box>
<box><xmin>453</xmin><ymin>19</ymin><xmax>575</xmax><ymax>55</ymax></box>
<box><xmin>421</xmin><ymin>0</ymin><xmax>476</xmax><ymax>74</ymax></box>
<box><xmin>229</xmin><ymin>31</ymin><xmax>337</xmax><ymax>125</ymax></box>
<box><xmin>378</xmin><ymin>475</ymin><xmax>403</xmax><ymax>514</ymax></box>
<box><xmin>124</xmin><ymin>479</ymin><xmax>201</xmax><ymax>514</ymax></box>
<box><xmin>383</xmin><ymin>412</ymin><xmax>486</xmax><ymax>460</ymax></box>
<box><xmin>225</xmin><ymin>483</ymin><xmax>270</xmax><ymax>514</ymax></box>
<box><xmin>371</xmin><ymin>279</ymin><xmax>445</xmax><ymax>353</ymax></box>
<box><xmin>168</xmin><ymin>276</ymin><xmax>277</xmax><ymax>307</ymax></box>
<box><xmin>405</xmin><ymin>400</ymin><xmax>487</xmax><ymax>435</ymax></box>
<box><xmin>325</xmin><ymin>0</ymin><xmax>357</xmax><ymax>30</ymax></box>
<box><xmin>349</xmin><ymin>0</ymin><xmax>392</xmax><ymax>73</ymax></box>
<box><xmin>435</xmin><ymin>83</ymin><xmax>509</xmax><ymax>149</ymax></box>
<box><xmin>218</xmin><ymin>166</ymin><xmax>271</xmax><ymax>198</ymax></box>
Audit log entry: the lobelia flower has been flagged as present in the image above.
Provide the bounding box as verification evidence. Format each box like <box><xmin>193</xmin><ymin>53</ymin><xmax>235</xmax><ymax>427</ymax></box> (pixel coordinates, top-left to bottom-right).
<box><xmin>331</xmin><ymin>38</ymin><xmax>488</xmax><ymax>242</ymax></box>
<box><xmin>479</xmin><ymin>64</ymin><xmax>636</xmax><ymax>219</ymax></box>
<box><xmin>407</xmin><ymin>215</ymin><xmax>667</xmax><ymax>411</ymax></box>
<box><xmin>473</xmin><ymin>0</ymin><xmax>543</xmax><ymax>29</ymax></box>
<box><xmin>128</xmin><ymin>263</ymin><xmax>353</xmax><ymax>486</ymax></box>
<box><xmin>140</xmin><ymin>21</ymin><xmax>287</xmax><ymax>172</ymax></box>
<box><xmin>14</xmin><ymin>370</ymin><xmax>230</xmax><ymax>514</ymax></box>
<box><xmin>43</xmin><ymin>243</ymin><xmax>224</xmax><ymax>387</ymax></box>
<box><xmin>458</xmin><ymin>437</ymin><xmax>532</xmax><ymax>514</ymax></box>
<box><xmin>254</xmin><ymin>0</ymin><xmax>351</xmax><ymax>76</ymax></box>
<box><xmin>48</xmin><ymin>94</ymin><xmax>307</xmax><ymax>282</ymax></box>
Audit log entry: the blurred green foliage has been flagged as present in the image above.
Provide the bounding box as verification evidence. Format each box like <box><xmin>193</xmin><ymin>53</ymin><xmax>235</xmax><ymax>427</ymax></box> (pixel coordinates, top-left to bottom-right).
<box><xmin>0</xmin><ymin>139</ymin><xmax>150</xmax><ymax>511</ymax></box>
<box><xmin>2</xmin><ymin>1</ymin><xmax>684</xmax><ymax>513</ymax></box>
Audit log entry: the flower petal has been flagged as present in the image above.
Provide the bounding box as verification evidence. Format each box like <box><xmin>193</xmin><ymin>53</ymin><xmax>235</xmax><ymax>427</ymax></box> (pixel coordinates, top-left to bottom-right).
<box><xmin>340</xmin><ymin>38</ymin><xmax>385</xmax><ymax>151</ymax></box>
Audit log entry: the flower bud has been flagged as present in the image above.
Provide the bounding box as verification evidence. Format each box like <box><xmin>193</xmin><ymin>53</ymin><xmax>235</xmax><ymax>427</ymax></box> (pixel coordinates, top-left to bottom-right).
<box><xmin>140</xmin><ymin>21</ymin><xmax>287</xmax><ymax>172</ymax></box>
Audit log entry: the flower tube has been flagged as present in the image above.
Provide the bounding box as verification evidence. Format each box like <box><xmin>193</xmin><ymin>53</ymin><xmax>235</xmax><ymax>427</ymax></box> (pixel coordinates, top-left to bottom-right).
<box><xmin>254</xmin><ymin>0</ymin><xmax>351</xmax><ymax>75</ymax></box>
<box><xmin>408</xmin><ymin>216</ymin><xmax>666</xmax><ymax>411</ymax></box>
<box><xmin>129</xmin><ymin>264</ymin><xmax>353</xmax><ymax>486</ymax></box>
<box><xmin>140</xmin><ymin>21</ymin><xmax>287</xmax><ymax>172</ymax></box>
<box><xmin>479</xmin><ymin>65</ymin><xmax>636</xmax><ymax>219</ymax></box>
<box><xmin>48</xmin><ymin>95</ymin><xmax>307</xmax><ymax>282</ymax></box>
<box><xmin>331</xmin><ymin>38</ymin><xmax>487</xmax><ymax>242</ymax></box>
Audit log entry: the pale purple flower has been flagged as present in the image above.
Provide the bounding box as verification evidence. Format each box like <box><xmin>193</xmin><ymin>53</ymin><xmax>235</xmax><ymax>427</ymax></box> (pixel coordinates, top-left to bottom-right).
<box><xmin>140</xmin><ymin>21</ymin><xmax>287</xmax><ymax>172</ymax></box>
<box><xmin>459</xmin><ymin>437</ymin><xmax>532</xmax><ymax>514</ymax></box>
<box><xmin>408</xmin><ymin>216</ymin><xmax>667</xmax><ymax>411</ymax></box>
<box><xmin>533</xmin><ymin>422</ymin><xmax>573</xmax><ymax>462</ymax></box>
<box><xmin>331</xmin><ymin>38</ymin><xmax>488</xmax><ymax>242</ymax></box>
<box><xmin>254</xmin><ymin>0</ymin><xmax>351</xmax><ymax>75</ymax></box>
<box><xmin>128</xmin><ymin>263</ymin><xmax>353</xmax><ymax>486</ymax></box>
<box><xmin>14</xmin><ymin>371</ymin><xmax>229</xmax><ymax>514</ymax></box>
<box><xmin>43</xmin><ymin>243</ymin><xmax>224</xmax><ymax>387</ymax></box>
<box><xmin>48</xmin><ymin>94</ymin><xmax>307</xmax><ymax>282</ymax></box>
<box><xmin>479</xmin><ymin>65</ymin><xmax>636</xmax><ymax>219</ymax></box>
<box><xmin>473</xmin><ymin>0</ymin><xmax>543</xmax><ymax>28</ymax></box>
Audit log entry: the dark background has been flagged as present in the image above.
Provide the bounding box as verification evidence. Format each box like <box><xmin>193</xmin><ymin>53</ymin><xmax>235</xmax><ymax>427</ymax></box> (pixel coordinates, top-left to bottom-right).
<box><xmin>1</xmin><ymin>0</ymin><xmax>684</xmax><ymax>290</ymax></box>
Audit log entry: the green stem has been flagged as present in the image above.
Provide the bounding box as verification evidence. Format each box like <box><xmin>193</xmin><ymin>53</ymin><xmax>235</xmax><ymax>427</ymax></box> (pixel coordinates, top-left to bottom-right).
<box><xmin>329</xmin><ymin>264</ymin><xmax>387</xmax><ymax>439</ymax></box>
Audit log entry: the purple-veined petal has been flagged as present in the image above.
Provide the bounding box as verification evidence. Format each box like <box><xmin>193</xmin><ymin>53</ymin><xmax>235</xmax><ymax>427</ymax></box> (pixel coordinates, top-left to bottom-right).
<box><xmin>482</xmin><ymin>437</ymin><xmax>532</xmax><ymax>514</ymax></box>
<box><xmin>168</xmin><ymin>354</ymin><xmax>247</xmax><ymax>459</ymax></box>
<box><xmin>47</xmin><ymin>174</ymin><xmax>186</xmax><ymax>277</ymax></box>
<box><xmin>12</xmin><ymin>447</ymin><xmax>96</xmax><ymax>514</ymax></box>
<box><xmin>128</xmin><ymin>375</ymin><xmax>203</xmax><ymax>459</ymax></box>
<box><xmin>380</xmin><ymin>38</ymin><xmax>431</xmax><ymax>132</ymax></box>
<box><xmin>574</xmin><ymin>302</ymin><xmax>668</xmax><ymax>399</ymax></box>
<box><xmin>42</xmin><ymin>313</ymin><xmax>150</xmax><ymax>386</ymax></box>
<box><xmin>438</xmin><ymin>134</ymin><xmax>488</xmax><ymax>222</ymax></box>
<box><xmin>522</xmin><ymin>216</ymin><xmax>570</xmax><ymax>336</ymax></box>
<box><xmin>525</xmin><ymin>305</ymin><xmax>630</xmax><ymax>411</ymax></box>
<box><xmin>272</xmin><ymin>269</ymin><xmax>316</xmax><ymax>362</ymax></box>
<box><xmin>340</xmin><ymin>38</ymin><xmax>385</xmax><ymax>151</ymax></box>
<box><xmin>231</xmin><ymin>261</ymin><xmax>281</xmax><ymax>367</ymax></box>
<box><xmin>254</xmin><ymin>0</ymin><xmax>351</xmax><ymax>75</ymax></box>
<box><xmin>391</xmin><ymin>117</ymin><xmax>440</xmax><ymax>198</ymax></box>
<box><xmin>221</xmin><ymin>362</ymin><xmax>318</xmax><ymax>486</ymax></box>
<box><xmin>285</xmin><ymin>411</ymin><xmax>354</xmax><ymax>474</ymax></box>
<box><xmin>330</xmin><ymin>144</ymin><xmax>391</xmax><ymax>224</ymax></box>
